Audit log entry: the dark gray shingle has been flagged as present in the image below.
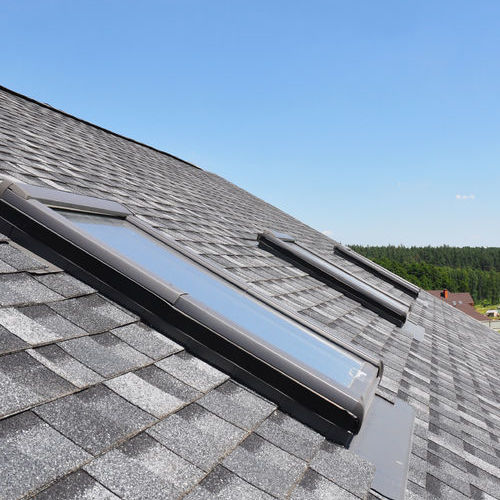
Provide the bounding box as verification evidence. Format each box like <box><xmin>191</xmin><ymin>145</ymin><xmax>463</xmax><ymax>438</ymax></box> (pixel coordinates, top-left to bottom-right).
<box><xmin>222</xmin><ymin>433</ymin><xmax>307</xmax><ymax>498</ymax></box>
<box><xmin>290</xmin><ymin>469</ymin><xmax>358</xmax><ymax>500</ymax></box>
<box><xmin>197</xmin><ymin>381</ymin><xmax>276</xmax><ymax>431</ymax></box>
<box><xmin>0</xmin><ymin>351</ymin><xmax>75</xmax><ymax>417</ymax></box>
<box><xmin>28</xmin><ymin>344</ymin><xmax>103</xmax><ymax>388</ymax></box>
<box><xmin>34</xmin><ymin>470</ymin><xmax>119</xmax><ymax>500</ymax></box>
<box><xmin>111</xmin><ymin>322</ymin><xmax>183</xmax><ymax>360</ymax></box>
<box><xmin>185</xmin><ymin>465</ymin><xmax>274</xmax><ymax>500</ymax></box>
<box><xmin>49</xmin><ymin>294</ymin><xmax>136</xmax><ymax>333</ymax></box>
<box><xmin>148</xmin><ymin>404</ymin><xmax>246</xmax><ymax>471</ymax></box>
<box><xmin>33</xmin><ymin>384</ymin><xmax>155</xmax><ymax>454</ymax></box>
<box><xmin>0</xmin><ymin>411</ymin><xmax>90</xmax><ymax>499</ymax></box>
<box><xmin>255</xmin><ymin>410</ymin><xmax>325</xmax><ymax>461</ymax></box>
<box><xmin>0</xmin><ymin>273</ymin><xmax>63</xmax><ymax>306</ymax></box>
<box><xmin>58</xmin><ymin>332</ymin><xmax>151</xmax><ymax>377</ymax></box>
<box><xmin>310</xmin><ymin>441</ymin><xmax>376</xmax><ymax>499</ymax></box>
<box><xmin>84</xmin><ymin>433</ymin><xmax>205</xmax><ymax>499</ymax></box>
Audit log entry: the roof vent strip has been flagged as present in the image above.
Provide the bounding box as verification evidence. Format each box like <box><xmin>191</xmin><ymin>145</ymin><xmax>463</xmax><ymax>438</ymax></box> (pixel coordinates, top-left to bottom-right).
<box><xmin>258</xmin><ymin>231</ymin><xmax>409</xmax><ymax>327</ymax></box>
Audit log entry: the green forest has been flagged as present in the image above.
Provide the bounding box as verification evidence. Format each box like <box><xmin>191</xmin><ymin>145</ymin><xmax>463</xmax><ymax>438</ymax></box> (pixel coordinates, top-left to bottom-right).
<box><xmin>350</xmin><ymin>245</ymin><xmax>500</xmax><ymax>305</ymax></box>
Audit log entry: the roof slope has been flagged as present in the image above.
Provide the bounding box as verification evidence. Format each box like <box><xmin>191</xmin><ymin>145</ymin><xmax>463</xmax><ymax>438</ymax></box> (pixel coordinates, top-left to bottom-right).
<box><xmin>0</xmin><ymin>235</ymin><xmax>374</xmax><ymax>499</ymax></box>
<box><xmin>0</xmin><ymin>87</ymin><xmax>499</xmax><ymax>499</ymax></box>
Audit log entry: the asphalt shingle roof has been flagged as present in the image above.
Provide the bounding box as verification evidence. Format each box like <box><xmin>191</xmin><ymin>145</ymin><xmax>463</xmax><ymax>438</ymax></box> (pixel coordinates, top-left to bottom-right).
<box><xmin>0</xmin><ymin>86</ymin><xmax>499</xmax><ymax>499</ymax></box>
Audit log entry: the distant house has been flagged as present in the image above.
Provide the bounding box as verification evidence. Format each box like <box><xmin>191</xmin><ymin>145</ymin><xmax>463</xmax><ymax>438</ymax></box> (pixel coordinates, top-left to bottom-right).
<box><xmin>486</xmin><ymin>309</ymin><xmax>499</xmax><ymax>318</ymax></box>
<box><xmin>427</xmin><ymin>289</ymin><xmax>487</xmax><ymax>321</ymax></box>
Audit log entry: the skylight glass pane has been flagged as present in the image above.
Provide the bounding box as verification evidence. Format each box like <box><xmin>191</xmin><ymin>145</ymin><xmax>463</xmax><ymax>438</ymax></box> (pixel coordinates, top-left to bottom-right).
<box><xmin>60</xmin><ymin>211</ymin><xmax>363</xmax><ymax>386</ymax></box>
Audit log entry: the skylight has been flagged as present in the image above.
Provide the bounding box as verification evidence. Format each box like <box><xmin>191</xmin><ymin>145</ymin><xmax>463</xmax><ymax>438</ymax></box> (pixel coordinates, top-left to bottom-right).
<box><xmin>258</xmin><ymin>231</ymin><xmax>410</xmax><ymax>327</ymax></box>
<box><xmin>0</xmin><ymin>179</ymin><xmax>382</xmax><ymax>445</ymax></box>
<box><xmin>61</xmin><ymin>211</ymin><xmax>364</xmax><ymax>388</ymax></box>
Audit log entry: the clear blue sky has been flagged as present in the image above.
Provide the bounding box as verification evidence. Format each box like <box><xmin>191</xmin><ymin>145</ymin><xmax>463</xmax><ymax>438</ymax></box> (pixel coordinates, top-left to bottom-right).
<box><xmin>1</xmin><ymin>1</ymin><xmax>499</xmax><ymax>246</ymax></box>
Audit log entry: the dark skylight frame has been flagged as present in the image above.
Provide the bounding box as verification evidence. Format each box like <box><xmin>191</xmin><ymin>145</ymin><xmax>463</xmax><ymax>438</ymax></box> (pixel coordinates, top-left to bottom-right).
<box><xmin>258</xmin><ymin>231</ymin><xmax>411</xmax><ymax>327</ymax></box>
<box><xmin>334</xmin><ymin>243</ymin><xmax>420</xmax><ymax>298</ymax></box>
<box><xmin>0</xmin><ymin>179</ymin><xmax>382</xmax><ymax>445</ymax></box>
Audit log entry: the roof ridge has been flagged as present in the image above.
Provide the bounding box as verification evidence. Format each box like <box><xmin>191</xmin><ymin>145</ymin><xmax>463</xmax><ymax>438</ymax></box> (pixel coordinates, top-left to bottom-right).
<box><xmin>0</xmin><ymin>84</ymin><xmax>203</xmax><ymax>171</ymax></box>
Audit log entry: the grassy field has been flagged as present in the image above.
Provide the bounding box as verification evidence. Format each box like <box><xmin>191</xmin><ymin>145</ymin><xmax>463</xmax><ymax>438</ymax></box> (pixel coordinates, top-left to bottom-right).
<box><xmin>475</xmin><ymin>303</ymin><xmax>500</xmax><ymax>314</ymax></box>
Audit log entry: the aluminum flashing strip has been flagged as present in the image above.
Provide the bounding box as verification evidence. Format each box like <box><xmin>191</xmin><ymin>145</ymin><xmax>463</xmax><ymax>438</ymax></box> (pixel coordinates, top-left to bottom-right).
<box><xmin>401</xmin><ymin>321</ymin><xmax>425</xmax><ymax>341</ymax></box>
<box><xmin>258</xmin><ymin>231</ymin><xmax>409</xmax><ymax>327</ymax></box>
<box><xmin>334</xmin><ymin>243</ymin><xmax>420</xmax><ymax>298</ymax></box>
<box><xmin>265</xmin><ymin>230</ymin><xmax>296</xmax><ymax>242</ymax></box>
<box><xmin>350</xmin><ymin>396</ymin><xmax>415</xmax><ymax>500</ymax></box>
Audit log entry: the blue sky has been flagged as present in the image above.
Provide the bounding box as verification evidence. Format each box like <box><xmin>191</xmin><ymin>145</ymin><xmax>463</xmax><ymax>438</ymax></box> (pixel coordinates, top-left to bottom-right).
<box><xmin>1</xmin><ymin>1</ymin><xmax>499</xmax><ymax>246</ymax></box>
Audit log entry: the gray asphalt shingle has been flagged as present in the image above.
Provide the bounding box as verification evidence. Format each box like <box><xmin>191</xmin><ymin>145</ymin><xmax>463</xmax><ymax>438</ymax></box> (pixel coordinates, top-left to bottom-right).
<box><xmin>105</xmin><ymin>368</ymin><xmax>200</xmax><ymax>418</ymax></box>
<box><xmin>185</xmin><ymin>465</ymin><xmax>274</xmax><ymax>500</ymax></box>
<box><xmin>19</xmin><ymin>303</ymin><xmax>88</xmax><ymax>341</ymax></box>
<box><xmin>0</xmin><ymin>351</ymin><xmax>75</xmax><ymax>417</ymax></box>
<box><xmin>34</xmin><ymin>470</ymin><xmax>119</xmax><ymax>500</ymax></box>
<box><xmin>197</xmin><ymin>381</ymin><xmax>276</xmax><ymax>431</ymax></box>
<box><xmin>0</xmin><ymin>306</ymin><xmax>61</xmax><ymax>344</ymax></box>
<box><xmin>0</xmin><ymin>323</ymin><xmax>28</xmax><ymax>354</ymax></box>
<box><xmin>49</xmin><ymin>294</ymin><xmax>136</xmax><ymax>333</ymax></box>
<box><xmin>28</xmin><ymin>344</ymin><xmax>103</xmax><ymax>388</ymax></box>
<box><xmin>0</xmin><ymin>242</ymin><xmax>46</xmax><ymax>272</ymax></box>
<box><xmin>223</xmin><ymin>433</ymin><xmax>308</xmax><ymax>498</ymax></box>
<box><xmin>148</xmin><ymin>403</ymin><xmax>246</xmax><ymax>471</ymax></box>
<box><xmin>0</xmin><ymin>411</ymin><xmax>90</xmax><ymax>499</ymax></box>
<box><xmin>84</xmin><ymin>433</ymin><xmax>205</xmax><ymax>499</ymax></box>
<box><xmin>255</xmin><ymin>409</ymin><xmax>325</xmax><ymax>461</ymax></box>
<box><xmin>58</xmin><ymin>332</ymin><xmax>151</xmax><ymax>377</ymax></box>
<box><xmin>290</xmin><ymin>469</ymin><xmax>358</xmax><ymax>500</ymax></box>
<box><xmin>33</xmin><ymin>384</ymin><xmax>156</xmax><ymax>454</ymax></box>
<box><xmin>310</xmin><ymin>441</ymin><xmax>376</xmax><ymax>499</ymax></box>
<box><xmin>111</xmin><ymin>322</ymin><xmax>183</xmax><ymax>360</ymax></box>
<box><xmin>34</xmin><ymin>272</ymin><xmax>95</xmax><ymax>298</ymax></box>
<box><xmin>156</xmin><ymin>350</ymin><xmax>229</xmax><ymax>392</ymax></box>
<box><xmin>0</xmin><ymin>273</ymin><xmax>63</xmax><ymax>306</ymax></box>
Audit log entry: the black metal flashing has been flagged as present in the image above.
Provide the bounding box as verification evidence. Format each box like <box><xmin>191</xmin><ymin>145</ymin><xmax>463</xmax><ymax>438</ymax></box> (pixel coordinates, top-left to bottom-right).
<box><xmin>258</xmin><ymin>231</ymin><xmax>409</xmax><ymax>327</ymax></box>
<box><xmin>334</xmin><ymin>243</ymin><xmax>420</xmax><ymax>298</ymax></box>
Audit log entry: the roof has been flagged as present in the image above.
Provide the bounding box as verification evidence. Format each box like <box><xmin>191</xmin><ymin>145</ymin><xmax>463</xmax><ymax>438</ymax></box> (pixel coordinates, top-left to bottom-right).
<box><xmin>427</xmin><ymin>291</ymin><xmax>475</xmax><ymax>305</ymax></box>
<box><xmin>427</xmin><ymin>291</ymin><xmax>487</xmax><ymax>322</ymax></box>
<box><xmin>0</xmin><ymin>86</ymin><xmax>499</xmax><ymax>499</ymax></box>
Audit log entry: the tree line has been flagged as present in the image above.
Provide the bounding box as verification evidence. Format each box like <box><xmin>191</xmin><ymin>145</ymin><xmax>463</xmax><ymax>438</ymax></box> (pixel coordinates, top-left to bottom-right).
<box><xmin>350</xmin><ymin>245</ymin><xmax>500</xmax><ymax>304</ymax></box>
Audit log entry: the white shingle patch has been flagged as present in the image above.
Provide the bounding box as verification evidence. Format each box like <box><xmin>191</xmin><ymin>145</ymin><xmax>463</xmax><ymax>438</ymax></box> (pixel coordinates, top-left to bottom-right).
<box><xmin>0</xmin><ymin>307</ymin><xmax>59</xmax><ymax>344</ymax></box>
<box><xmin>105</xmin><ymin>372</ymin><xmax>184</xmax><ymax>417</ymax></box>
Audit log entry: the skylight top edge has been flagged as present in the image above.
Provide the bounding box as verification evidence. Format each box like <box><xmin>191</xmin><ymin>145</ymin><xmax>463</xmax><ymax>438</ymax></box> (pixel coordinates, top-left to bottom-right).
<box><xmin>1</xmin><ymin>178</ymin><xmax>131</xmax><ymax>217</ymax></box>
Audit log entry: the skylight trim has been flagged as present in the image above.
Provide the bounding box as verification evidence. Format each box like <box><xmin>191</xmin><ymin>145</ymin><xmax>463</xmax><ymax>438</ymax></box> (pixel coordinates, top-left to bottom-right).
<box><xmin>334</xmin><ymin>243</ymin><xmax>420</xmax><ymax>298</ymax></box>
<box><xmin>258</xmin><ymin>231</ymin><xmax>410</xmax><ymax>327</ymax></box>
